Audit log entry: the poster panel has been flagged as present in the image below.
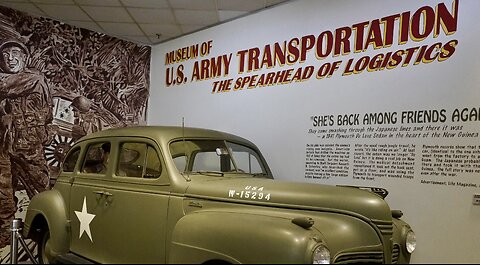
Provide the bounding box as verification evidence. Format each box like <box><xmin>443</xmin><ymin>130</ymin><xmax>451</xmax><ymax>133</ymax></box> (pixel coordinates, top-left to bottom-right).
<box><xmin>149</xmin><ymin>0</ymin><xmax>480</xmax><ymax>262</ymax></box>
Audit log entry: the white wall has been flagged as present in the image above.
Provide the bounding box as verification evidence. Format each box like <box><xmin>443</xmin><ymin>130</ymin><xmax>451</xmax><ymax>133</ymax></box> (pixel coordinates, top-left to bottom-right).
<box><xmin>149</xmin><ymin>0</ymin><xmax>480</xmax><ymax>263</ymax></box>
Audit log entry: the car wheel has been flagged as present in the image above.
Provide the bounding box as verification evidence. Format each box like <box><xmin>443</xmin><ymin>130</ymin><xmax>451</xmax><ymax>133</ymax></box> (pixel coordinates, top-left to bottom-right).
<box><xmin>37</xmin><ymin>228</ymin><xmax>54</xmax><ymax>264</ymax></box>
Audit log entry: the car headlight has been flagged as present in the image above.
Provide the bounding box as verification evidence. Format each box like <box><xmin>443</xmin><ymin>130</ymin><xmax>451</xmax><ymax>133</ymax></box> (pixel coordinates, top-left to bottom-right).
<box><xmin>405</xmin><ymin>230</ymin><xmax>416</xmax><ymax>254</ymax></box>
<box><xmin>312</xmin><ymin>244</ymin><xmax>330</xmax><ymax>264</ymax></box>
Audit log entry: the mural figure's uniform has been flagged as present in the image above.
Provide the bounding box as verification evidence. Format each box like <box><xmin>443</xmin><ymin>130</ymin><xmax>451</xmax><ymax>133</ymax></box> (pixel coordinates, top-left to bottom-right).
<box><xmin>0</xmin><ymin>41</ymin><xmax>53</xmax><ymax>248</ymax></box>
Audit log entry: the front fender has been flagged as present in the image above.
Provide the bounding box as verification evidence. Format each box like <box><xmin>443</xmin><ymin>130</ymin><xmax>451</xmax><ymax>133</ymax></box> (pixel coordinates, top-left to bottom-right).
<box><xmin>310</xmin><ymin>213</ymin><xmax>383</xmax><ymax>256</ymax></box>
<box><xmin>23</xmin><ymin>189</ymin><xmax>70</xmax><ymax>257</ymax></box>
<box><xmin>392</xmin><ymin>217</ymin><xmax>413</xmax><ymax>264</ymax></box>
<box><xmin>169</xmin><ymin>210</ymin><xmax>319</xmax><ymax>264</ymax></box>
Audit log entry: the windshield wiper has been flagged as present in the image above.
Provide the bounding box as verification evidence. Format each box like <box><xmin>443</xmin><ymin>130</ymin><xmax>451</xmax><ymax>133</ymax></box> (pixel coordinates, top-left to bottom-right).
<box><xmin>229</xmin><ymin>172</ymin><xmax>270</xmax><ymax>178</ymax></box>
<box><xmin>251</xmin><ymin>173</ymin><xmax>270</xmax><ymax>178</ymax></box>
<box><xmin>193</xmin><ymin>170</ymin><xmax>225</xmax><ymax>177</ymax></box>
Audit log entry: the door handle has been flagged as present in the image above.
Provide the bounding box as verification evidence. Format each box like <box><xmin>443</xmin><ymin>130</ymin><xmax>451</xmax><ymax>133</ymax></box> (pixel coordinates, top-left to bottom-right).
<box><xmin>93</xmin><ymin>190</ymin><xmax>105</xmax><ymax>196</ymax></box>
<box><xmin>93</xmin><ymin>191</ymin><xmax>114</xmax><ymax>197</ymax></box>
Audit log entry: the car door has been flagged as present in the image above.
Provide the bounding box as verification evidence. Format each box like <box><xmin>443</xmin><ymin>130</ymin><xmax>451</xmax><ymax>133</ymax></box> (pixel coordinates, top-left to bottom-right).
<box><xmin>100</xmin><ymin>138</ymin><xmax>171</xmax><ymax>263</ymax></box>
<box><xmin>69</xmin><ymin>140</ymin><xmax>112</xmax><ymax>263</ymax></box>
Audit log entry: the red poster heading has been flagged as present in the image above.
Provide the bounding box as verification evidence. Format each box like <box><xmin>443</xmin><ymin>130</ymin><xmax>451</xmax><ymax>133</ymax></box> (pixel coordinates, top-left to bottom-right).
<box><xmin>163</xmin><ymin>0</ymin><xmax>459</xmax><ymax>94</ymax></box>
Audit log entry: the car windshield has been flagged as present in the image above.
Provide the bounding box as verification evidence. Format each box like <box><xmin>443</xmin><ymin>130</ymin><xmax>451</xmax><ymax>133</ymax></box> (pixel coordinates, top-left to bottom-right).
<box><xmin>169</xmin><ymin>139</ymin><xmax>270</xmax><ymax>178</ymax></box>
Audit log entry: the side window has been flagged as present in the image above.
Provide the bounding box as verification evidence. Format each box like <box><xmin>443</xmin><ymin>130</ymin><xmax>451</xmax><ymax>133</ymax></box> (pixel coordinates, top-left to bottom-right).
<box><xmin>62</xmin><ymin>147</ymin><xmax>80</xmax><ymax>172</ymax></box>
<box><xmin>230</xmin><ymin>150</ymin><xmax>263</xmax><ymax>173</ymax></box>
<box><xmin>118</xmin><ymin>142</ymin><xmax>162</xmax><ymax>179</ymax></box>
<box><xmin>228</xmin><ymin>142</ymin><xmax>264</xmax><ymax>174</ymax></box>
<box><xmin>81</xmin><ymin>142</ymin><xmax>110</xmax><ymax>174</ymax></box>
<box><xmin>145</xmin><ymin>145</ymin><xmax>162</xmax><ymax>178</ymax></box>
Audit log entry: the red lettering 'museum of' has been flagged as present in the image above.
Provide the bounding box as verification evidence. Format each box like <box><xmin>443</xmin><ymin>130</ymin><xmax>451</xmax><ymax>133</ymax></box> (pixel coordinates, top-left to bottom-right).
<box><xmin>236</xmin><ymin>0</ymin><xmax>458</xmax><ymax>73</ymax></box>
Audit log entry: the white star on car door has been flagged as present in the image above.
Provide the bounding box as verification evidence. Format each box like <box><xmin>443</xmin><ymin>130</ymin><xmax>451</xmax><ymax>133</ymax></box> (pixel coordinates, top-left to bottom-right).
<box><xmin>75</xmin><ymin>197</ymin><xmax>96</xmax><ymax>242</ymax></box>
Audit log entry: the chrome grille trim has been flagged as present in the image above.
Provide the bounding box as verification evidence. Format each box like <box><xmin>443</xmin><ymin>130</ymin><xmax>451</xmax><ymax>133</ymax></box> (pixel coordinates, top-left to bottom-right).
<box><xmin>391</xmin><ymin>244</ymin><xmax>400</xmax><ymax>264</ymax></box>
<box><xmin>334</xmin><ymin>251</ymin><xmax>384</xmax><ymax>264</ymax></box>
<box><xmin>372</xmin><ymin>219</ymin><xmax>393</xmax><ymax>235</ymax></box>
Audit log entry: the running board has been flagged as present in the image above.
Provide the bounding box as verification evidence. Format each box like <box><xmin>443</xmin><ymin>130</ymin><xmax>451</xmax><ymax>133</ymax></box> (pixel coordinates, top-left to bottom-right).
<box><xmin>56</xmin><ymin>253</ymin><xmax>95</xmax><ymax>264</ymax></box>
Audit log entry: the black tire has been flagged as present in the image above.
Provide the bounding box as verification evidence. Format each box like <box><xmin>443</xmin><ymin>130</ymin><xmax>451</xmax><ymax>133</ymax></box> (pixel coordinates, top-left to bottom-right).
<box><xmin>37</xmin><ymin>228</ymin><xmax>54</xmax><ymax>264</ymax></box>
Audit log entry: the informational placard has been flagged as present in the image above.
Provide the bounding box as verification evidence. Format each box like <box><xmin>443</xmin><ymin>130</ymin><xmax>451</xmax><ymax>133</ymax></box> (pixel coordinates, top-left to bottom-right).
<box><xmin>149</xmin><ymin>0</ymin><xmax>480</xmax><ymax>262</ymax></box>
<box><xmin>306</xmin><ymin>108</ymin><xmax>480</xmax><ymax>189</ymax></box>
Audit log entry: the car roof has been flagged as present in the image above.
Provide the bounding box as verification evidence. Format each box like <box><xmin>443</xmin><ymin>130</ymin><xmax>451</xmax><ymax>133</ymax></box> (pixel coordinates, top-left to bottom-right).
<box><xmin>77</xmin><ymin>126</ymin><xmax>255</xmax><ymax>146</ymax></box>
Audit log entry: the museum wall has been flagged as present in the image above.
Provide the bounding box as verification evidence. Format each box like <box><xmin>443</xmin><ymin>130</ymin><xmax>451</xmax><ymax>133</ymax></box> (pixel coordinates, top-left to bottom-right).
<box><xmin>149</xmin><ymin>0</ymin><xmax>479</xmax><ymax>263</ymax></box>
<box><xmin>0</xmin><ymin>6</ymin><xmax>151</xmax><ymax>260</ymax></box>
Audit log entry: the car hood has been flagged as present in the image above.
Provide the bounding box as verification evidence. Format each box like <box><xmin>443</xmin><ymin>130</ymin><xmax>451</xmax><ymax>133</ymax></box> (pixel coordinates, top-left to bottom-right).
<box><xmin>185</xmin><ymin>177</ymin><xmax>392</xmax><ymax>221</ymax></box>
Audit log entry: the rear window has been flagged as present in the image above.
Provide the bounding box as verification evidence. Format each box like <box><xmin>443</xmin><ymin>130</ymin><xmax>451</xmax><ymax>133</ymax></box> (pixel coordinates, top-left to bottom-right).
<box><xmin>62</xmin><ymin>147</ymin><xmax>80</xmax><ymax>172</ymax></box>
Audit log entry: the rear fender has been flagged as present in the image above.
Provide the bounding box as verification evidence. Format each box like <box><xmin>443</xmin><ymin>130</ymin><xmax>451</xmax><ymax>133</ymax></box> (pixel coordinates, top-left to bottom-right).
<box><xmin>23</xmin><ymin>190</ymin><xmax>70</xmax><ymax>256</ymax></box>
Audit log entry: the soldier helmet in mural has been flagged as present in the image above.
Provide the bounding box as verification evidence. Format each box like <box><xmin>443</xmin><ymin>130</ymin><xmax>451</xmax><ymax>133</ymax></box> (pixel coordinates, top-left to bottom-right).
<box><xmin>0</xmin><ymin>39</ymin><xmax>30</xmax><ymax>74</ymax></box>
<box><xmin>71</xmin><ymin>96</ymin><xmax>92</xmax><ymax>113</ymax></box>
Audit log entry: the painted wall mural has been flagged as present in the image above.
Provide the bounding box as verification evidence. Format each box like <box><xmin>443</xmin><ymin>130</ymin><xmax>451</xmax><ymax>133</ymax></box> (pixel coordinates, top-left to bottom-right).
<box><xmin>0</xmin><ymin>6</ymin><xmax>151</xmax><ymax>259</ymax></box>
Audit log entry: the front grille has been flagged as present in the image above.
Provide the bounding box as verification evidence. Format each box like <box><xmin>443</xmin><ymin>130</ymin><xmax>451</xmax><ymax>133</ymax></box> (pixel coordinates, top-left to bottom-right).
<box><xmin>334</xmin><ymin>251</ymin><xmax>384</xmax><ymax>264</ymax></box>
<box><xmin>372</xmin><ymin>219</ymin><xmax>395</xmax><ymax>263</ymax></box>
<box><xmin>372</xmin><ymin>219</ymin><xmax>393</xmax><ymax>235</ymax></box>
<box><xmin>391</xmin><ymin>244</ymin><xmax>400</xmax><ymax>264</ymax></box>
<box><xmin>333</xmin><ymin>219</ymin><xmax>394</xmax><ymax>264</ymax></box>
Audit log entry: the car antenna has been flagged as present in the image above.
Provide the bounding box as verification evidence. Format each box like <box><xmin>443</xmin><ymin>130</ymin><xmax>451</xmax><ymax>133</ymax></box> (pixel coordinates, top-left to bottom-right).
<box><xmin>182</xmin><ymin>117</ymin><xmax>191</xmax><ymax>182</ymax></box>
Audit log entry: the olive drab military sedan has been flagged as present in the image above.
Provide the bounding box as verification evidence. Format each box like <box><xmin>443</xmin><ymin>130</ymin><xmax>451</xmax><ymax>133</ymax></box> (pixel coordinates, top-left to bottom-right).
<box><xmin>23</xmin><ymin>126</ymin><xmax>416</xmax><ymax>264</ymax></box>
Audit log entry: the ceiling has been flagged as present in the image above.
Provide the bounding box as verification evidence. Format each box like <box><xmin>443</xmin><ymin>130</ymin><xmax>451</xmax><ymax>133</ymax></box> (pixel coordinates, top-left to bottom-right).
<box><xmin>0</xmin><ymin>0</ymin><xmax>290</xmax><ymax>45</ymax></box>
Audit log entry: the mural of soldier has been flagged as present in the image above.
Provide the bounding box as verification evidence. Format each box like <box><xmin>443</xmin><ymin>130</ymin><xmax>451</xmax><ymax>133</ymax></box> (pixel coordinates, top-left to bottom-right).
<box><xmin>0</xmin><ymin>38</ymin><xmax>53</xmax><ymax>249</ymax></box>
<box><xmin>0</xmin><ymin>5</ymin><xmax>151</xmax><ymax>259</ymax></box>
